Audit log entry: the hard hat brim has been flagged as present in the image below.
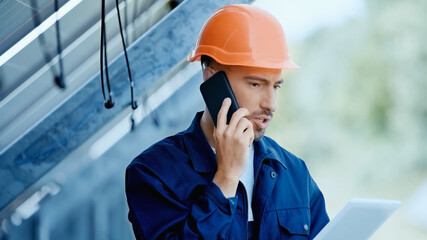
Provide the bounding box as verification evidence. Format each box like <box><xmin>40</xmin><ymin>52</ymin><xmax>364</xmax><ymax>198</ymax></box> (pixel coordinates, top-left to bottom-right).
<box><xmin>188</xmin><ymin>50</ymin><xmax>300</xmax><ymax>70</ymax></box>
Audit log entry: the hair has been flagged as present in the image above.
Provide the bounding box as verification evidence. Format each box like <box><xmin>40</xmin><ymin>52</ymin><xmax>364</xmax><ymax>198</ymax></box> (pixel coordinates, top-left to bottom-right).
<box><xmin>201</xmin><ymin>55</ymin><xmax>212</xmax><ymax>69</ymax></box>
<box><xmin>201</xmin><ymin>55</ymin><xmax>228</xmax><ymax>71</ymax></box>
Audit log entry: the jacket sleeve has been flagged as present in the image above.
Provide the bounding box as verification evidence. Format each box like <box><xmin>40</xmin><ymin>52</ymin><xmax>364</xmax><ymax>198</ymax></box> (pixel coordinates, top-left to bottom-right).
<box><xmin>125</xmin><ymin>162</ymin><xmax>238</xmax><ymax>240</ymax></box>
<box><xmin>308</xmin><ymin>175</ymin><xmax>329</xmax><ymax>239</ymax></box>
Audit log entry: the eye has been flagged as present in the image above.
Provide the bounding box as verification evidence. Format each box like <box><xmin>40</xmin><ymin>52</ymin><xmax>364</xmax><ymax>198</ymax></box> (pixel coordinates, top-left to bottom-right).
<box><xmin>274</xmin><ymin>85</ymin><xmax>282</xmax><ymax>90</ymax></box>
<box><xmin>250</xmin><ymin>82</ymin><xmax>261</xmax><ymax>88</ymax></box>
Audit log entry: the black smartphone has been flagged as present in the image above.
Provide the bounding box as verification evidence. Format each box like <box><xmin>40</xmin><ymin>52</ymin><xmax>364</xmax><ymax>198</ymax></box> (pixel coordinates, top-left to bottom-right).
<box><xmin>200</xmin><ymin>71</ymin><xmax>239</xmax><ymax>127</ymax></box>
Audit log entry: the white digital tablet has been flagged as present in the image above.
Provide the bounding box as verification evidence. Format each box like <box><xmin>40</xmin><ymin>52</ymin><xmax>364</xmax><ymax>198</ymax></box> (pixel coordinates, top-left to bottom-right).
<box><xmin>313</xmin><ymin>198</ymin><xmax>401</xmax><ymax>240</ymax></box>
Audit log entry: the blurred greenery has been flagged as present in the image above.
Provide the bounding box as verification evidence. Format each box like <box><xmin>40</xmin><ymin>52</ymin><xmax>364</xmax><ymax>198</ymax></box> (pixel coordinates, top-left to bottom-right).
<box><xmin>266</xmin><ymin>0</ymin><xmax>427</xmax><ymax>239</ymax></box>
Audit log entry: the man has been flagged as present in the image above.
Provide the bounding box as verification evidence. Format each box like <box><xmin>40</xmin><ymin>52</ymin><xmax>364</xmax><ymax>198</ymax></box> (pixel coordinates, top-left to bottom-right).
<box><xmin>126</xmin><ymin>4</ymin><xmax>329</xmax><ymax>239</ymax></box>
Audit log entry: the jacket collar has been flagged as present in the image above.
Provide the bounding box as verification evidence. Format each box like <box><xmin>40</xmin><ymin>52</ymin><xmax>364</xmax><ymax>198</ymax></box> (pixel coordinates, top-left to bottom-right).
<box><xmin>182</xmin><ymin>112</ymin><xmax>217</xmax><ymax>173</ymax></box>
<box><xmin>254</xmin><ymin>137</ymin><xmax>287</xmax><ymax>169</ymax></box>
<box><xmin>182</xmin><ymin>112</ymin><xmax>287</xmax><ymax>173</ymax></box>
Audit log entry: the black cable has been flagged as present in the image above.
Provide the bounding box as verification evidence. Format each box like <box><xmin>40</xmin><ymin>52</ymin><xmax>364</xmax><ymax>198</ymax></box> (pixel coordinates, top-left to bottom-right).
<box><xmin>100</xmin><ymin>0</ymin><xmax>114</xmax><ymax>108</ymax></box>
<box><xmin>115</xmin><ymin>0</ymin><xmax>137</xmax><ymax>110</ymax></box>
<box><xmin>100</xmin><ymin>0</ymin><xmax>106</xmax><ymax>102</ymax></box>
<box><xmin>54</xmin><ymin>0</ymin><xmax>65</xmax><ymax>89</ymax></box>
<box><xmin>103</xmin><ymin>22</ymin><xmax>112</xmax><ymax>103</ymax></box>
<box><xmin>100</xmin><ymin>0</ymin><xmax>137</xmax><ymax>113</ymax></box>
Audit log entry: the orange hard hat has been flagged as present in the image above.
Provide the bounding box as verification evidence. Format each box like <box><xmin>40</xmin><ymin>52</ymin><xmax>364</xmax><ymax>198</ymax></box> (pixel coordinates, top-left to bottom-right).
<box><xmin>188</xmin><ymin>4</ymin><xmax>299</xmax><ymax>69</ymax></box>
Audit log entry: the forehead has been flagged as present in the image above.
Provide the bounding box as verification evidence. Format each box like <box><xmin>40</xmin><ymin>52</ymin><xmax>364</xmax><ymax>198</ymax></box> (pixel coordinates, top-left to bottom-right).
<box><xmin>225</xmin><ymin>65</ymin><xmax>283</xmax><ymax>81</ymax></box>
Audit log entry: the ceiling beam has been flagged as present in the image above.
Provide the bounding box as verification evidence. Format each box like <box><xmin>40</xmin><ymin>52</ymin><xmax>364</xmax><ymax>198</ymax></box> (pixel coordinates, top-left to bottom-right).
<box><xmin>0</xmin><ymin>0</ymin><xmax>252</xmax><ymax>211</ymax></box>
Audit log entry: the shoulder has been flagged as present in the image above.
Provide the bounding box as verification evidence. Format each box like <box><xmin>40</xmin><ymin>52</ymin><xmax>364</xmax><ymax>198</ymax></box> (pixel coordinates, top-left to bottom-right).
<box><xmin>125</xmin><ymin>131</ymin><xmax>206</xmax><ymax>204</ymax></box>
<box><xmin>127</xmin><ymin>131</ymin><xmax>189</xmax><ymax>174</ymax></box>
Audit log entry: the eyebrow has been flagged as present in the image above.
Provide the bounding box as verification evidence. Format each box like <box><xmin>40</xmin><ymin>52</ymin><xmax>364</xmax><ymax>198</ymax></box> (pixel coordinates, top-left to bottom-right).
<box><xmin>244</xmin><ymin>76</ymin><xmax>284</xmax><ymax>84</ymax></box>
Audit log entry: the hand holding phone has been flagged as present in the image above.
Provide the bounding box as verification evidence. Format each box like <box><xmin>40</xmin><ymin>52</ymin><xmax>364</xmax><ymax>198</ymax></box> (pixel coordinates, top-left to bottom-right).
<box><xmin>200</xmin><ymin>71</ymin><xmax>254</xmax><ymax>198</ymax></box>
<box><xmin>200</xmin><ymin>71</ymin><xmax>239</xmax><ymax>127</ymax></box>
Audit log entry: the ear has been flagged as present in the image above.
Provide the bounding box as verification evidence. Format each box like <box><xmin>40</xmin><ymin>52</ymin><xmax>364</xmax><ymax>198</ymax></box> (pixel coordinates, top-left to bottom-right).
<box><xmin>203</xmin><ymin>67</ymin><xmax>216</xmax><ymax>81</ymax></box>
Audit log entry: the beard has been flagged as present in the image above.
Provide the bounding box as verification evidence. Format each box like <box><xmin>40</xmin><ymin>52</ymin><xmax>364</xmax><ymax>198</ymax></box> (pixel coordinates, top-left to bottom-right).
<box><xmin>253</xmin><ymin>128</ymin><xmax>265</xmax><ymax>141</ymax></box>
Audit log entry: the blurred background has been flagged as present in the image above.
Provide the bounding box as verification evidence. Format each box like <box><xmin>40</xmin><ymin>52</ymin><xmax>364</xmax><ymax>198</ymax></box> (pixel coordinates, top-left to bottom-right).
<box><xmin>0</xmin><ymin>0</ymin><xmax>426</xmax><ymax>239</ymax></box>
<box><xmin>261</xmin><ymin>0</ymin><xmax>427</xmax><ymax>239</ymax></box>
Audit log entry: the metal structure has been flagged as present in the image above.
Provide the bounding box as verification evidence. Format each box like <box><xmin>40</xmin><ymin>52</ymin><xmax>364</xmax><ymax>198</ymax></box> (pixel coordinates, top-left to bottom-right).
<box><xmin>0</xmin><ymin>0</ymin><xmax>252</xmax><ymax>238</ymax></box>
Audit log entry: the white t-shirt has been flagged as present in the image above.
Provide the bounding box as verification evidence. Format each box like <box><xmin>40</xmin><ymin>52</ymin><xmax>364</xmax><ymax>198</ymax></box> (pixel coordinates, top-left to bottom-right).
<box><xmin>212</xmin><ymin>144</ymin><xmax>255</xmax><ymax>221</ymax></box>
<box><xmin>240</xmin><ymin>144</ymin><xmax>254</xmax><ymax>221</ymax></box>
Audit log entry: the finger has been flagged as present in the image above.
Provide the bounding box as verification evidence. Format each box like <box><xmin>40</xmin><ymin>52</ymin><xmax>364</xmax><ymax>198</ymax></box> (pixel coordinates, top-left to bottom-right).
<box><xmin>216</xmin><ymin>98</ymin><xmax>231</xmax><ymax>129</ymax></box>
<box><xmin>242</xmin><ymin>125</ymin><xmax>255</xmax><ymax>146</ymax></box>
<box><xmin>228</xmin><ymin>108</ymin><xmax>250</xmax><ymax>129</ymax></box>
<box><xmin>235</xmin><ymin>117</ymin><xmax>253</xmax><ymax>134</ymax></box>
<box><xmin>213</xmin><ymin>127</ymin><xmax>220</xmax><ymax>145</ymax></box>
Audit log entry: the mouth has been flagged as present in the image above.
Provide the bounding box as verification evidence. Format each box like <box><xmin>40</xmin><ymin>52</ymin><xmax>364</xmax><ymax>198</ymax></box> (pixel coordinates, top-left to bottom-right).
<box><xmin>252</xmin><ymin>116</ymin><xmax>271</xmax><ymax>130</ymax></box>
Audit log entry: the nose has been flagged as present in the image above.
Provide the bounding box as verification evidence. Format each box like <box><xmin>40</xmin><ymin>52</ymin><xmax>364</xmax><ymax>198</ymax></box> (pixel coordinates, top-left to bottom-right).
<box><xmin>260</xmin><ymin>88</ymin><xmax>277</xmax><ymax>113</ymax></box>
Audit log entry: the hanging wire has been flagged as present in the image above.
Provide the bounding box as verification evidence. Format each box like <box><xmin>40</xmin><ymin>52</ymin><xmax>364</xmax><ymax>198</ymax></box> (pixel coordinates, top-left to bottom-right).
<box><xmin>115</xmin><ymin>0</ymin><xmax>138</xmax><ymax>131</ymax></box>
<box><xmin>54</xmin><ymin>0</ymin><xmax>65</xmax><ymax>89</ymax></box>
<box><xmin>100</xmin><ymin>0</ymin><xmax>114</xmax><ymax>109</ymax></box>
<box><xmin>115</xmin><ymin>0</ymin><xmax>137</xmax><ymax>110</ymax></box>
<box><xmin>100</xmin><ymin>0</ymin><xmax>106</xmax><ymax>103</ymax></box>
<box><xmin>100</xmin><ymin>0</ymin><xmax>138</xmax><ymax>130</ymax></box>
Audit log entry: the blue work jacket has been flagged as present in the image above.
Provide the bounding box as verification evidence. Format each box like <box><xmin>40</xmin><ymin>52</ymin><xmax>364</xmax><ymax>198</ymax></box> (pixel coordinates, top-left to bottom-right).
<box><xmin>126</xmin><ymin>112</ymin><xmax>329</xmax><ymax>239</ymax></box>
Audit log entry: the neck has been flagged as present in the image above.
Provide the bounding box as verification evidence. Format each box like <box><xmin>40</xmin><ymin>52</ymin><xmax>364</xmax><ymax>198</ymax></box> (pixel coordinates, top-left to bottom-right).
<box><xmin>200</xmin><ymin>109</ymin><xmax>216</xmax><ymax>148</ymax></box>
